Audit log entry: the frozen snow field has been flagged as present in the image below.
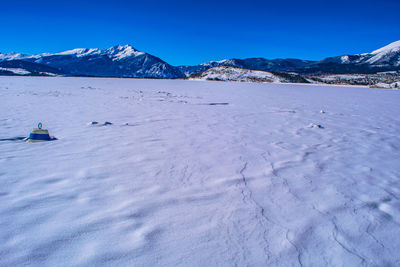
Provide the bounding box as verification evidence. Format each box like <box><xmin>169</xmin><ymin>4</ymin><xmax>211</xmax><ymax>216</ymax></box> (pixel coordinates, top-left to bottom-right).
<box><xmin>1</xmin><ymin>76</ymin><xmax>400</xmax><ymax>266</ymax></box>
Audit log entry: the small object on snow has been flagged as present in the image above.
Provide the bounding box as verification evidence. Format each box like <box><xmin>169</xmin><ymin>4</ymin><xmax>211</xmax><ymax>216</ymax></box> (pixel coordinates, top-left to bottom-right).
<box><xmin>88</xmin><ymin>121</ymin><xmax>112</xmax><ymax>126</ymax></box>
<box><xmin>25</xmin><ymin>122</ymin><xmax>56</xmax><ymax>142</ymax></box>
<box><xmin>307</xmin><ymin>123</ymin><xmax>324</xmax><ymax>129</ymax></box>
<box><xmin>208</xmin><ymin>102</ymin><xmax>229</xmax><ymax>105</ymax></box>
<box><xmin>199</xmin><ymin>102</ymin><xmax>229</xmax><ymax>106</ymax></box>
<box><xmin>320</xmin><ymin>110</ymin><xmax>325</xmax><ymax>114</ymax></box>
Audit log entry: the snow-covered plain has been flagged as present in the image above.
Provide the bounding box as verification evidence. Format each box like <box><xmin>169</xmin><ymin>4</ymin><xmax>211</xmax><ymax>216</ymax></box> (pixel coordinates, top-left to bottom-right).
<box><xmin>1</xmin><ymin>77</ymin><xmax>400</xmax><ymax>266</ymax></box>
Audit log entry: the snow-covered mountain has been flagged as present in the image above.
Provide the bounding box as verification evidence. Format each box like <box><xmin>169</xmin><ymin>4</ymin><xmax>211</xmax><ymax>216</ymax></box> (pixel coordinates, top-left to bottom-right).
<box><xmin>0</xmin><ymin>52</ymin><xmax>29</xmax><ymax>61</ymax></box>
<box><xmin>26</xmin><ymin>45</ymin><xmax>184</xmax><ymax>78</ymax></box>
<box><xmin>179</xmin><ymin>58</ymin><xmax>313</xmax><ymax>77</ymax></box>
<box><xmin>312</xmin><ymin>41</ymin><xmax>400</xmax><ymax>73</ymax></box>
<box><xmin>363</xmin><ymin>40</ymin><xmax>400</xmax><ymax>66</ymax></box>
<box><xmin>29</xmin><ymin>45</ymin><xmax>146</xmax><ymax>61</ymax></box>
<box><xmin>0</xmin><ymin>45</ymin><xmax>184</xmax><ymax>78</ymax></box>
<box><xmin>1</xmin><ymin>41</ymin><xmax>399</xmax><ymax>78</ymax></box>
<box><xmin>178</xmin><ymin>60</ymin><xmax>236</xmax><ymax>76</ymax></box>
<box><xmin>291</xmin><ymin>40</ymin><xmax>400</xmax><ymax>73</ymax></box>
<box><xmin>181</xmin><ymin>40</ymin><xmax>400</xmax><ymax>76</ymax></box>
<box><xmin>189</xmin><ymin>66</ymin><xmax>309</xmax><ymax>83</ymax></box>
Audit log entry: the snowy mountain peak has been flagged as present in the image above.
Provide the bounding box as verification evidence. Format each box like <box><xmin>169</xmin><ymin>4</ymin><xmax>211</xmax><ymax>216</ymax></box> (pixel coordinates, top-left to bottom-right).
<box><xmin>371</xmin><ymin>40</ymin><xmax>400</xmax><ymax>55</ymax></box>
<box><xmin>366</xmin><ymin>40</ymin><xmax>400</xmax><ymax>65</ymax></box>
<box><xmin>0</xmin><ymin>52</ymin><xmax>28</xmax><ymax>61</ymax></box>
<box><xmin>55</xmin><ymin>48</ymin><xmax>101</xmax><ymax>57</ymax></box>
<box><xmin>31</xmin><ymin>45</ymin><xmax>145</xmax><ymax>60</ymax></box>
<box><xmin>104</xmin><ymin>44</ymin><xmax>145</xmax><ymax>60</ymax></box>
<box><xmin>11</xmin><ymin>44</ymin><xmax>182</xmax><ymax>78</ymax></box>
<box><xmin>58</xmin><ymin>48</ymin><xmax>88</xmax><ymax>55</ymax></box>
<box><xmin>340</xmin><ymin>55</ymin><xmax>350</xmax><ymax>63</ymax></box>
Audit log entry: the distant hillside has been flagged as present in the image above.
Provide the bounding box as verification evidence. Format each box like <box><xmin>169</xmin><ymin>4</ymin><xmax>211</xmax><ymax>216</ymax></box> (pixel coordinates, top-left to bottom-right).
<box><xmin>180</xmin><ymin>40</ymin><xmax>400</xmax><ymax>76</ymax></box>
<box><xmin>189</xmin><ymin>66</ymin><xmax>309</xmax><ymax>83</ymax></box>
<box><xmin>0</xmin><ymin>60</ymin><xmax>64</xmax><ymax>76</ymax></box>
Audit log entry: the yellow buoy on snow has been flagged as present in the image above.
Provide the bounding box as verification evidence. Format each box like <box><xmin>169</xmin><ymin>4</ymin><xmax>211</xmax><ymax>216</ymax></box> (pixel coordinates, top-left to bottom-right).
<box><xmin>25</xmin><ymin>123</ymin><xmax>55</xmax><ymax>142</ymax></box>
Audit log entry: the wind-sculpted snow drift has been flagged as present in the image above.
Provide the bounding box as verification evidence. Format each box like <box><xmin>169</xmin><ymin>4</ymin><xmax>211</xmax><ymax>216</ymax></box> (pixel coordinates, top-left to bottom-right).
<box><xmin>0</xmin><ymin>77</ymin><xmax>400</xmax><ymax>266</ymax></box>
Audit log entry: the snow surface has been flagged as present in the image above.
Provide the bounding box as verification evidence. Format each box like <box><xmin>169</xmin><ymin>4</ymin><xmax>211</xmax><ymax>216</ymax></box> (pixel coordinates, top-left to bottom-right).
<box><xmin>1</xmin><ymin>77</ymin><xmax>400</xmax><ymax>266</ymax></box>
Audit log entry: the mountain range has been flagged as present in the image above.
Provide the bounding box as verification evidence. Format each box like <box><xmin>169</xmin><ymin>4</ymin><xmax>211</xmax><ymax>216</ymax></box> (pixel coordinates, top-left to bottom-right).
<box><xmin>0</xmin><ymin>41</ymin><xmax>399</xmax><ymax>79</ymax></box>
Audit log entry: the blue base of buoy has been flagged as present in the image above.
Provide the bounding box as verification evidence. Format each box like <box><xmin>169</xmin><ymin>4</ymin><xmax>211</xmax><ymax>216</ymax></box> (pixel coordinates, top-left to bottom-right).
<box><xmin>25</xmin><ymin>137</ymin><xmax>57</xmax><ymax>142</ymax></box>
<box><xmin>25</xmin><ymin>125</ymin><xmax>57</xmax><ymax>142</ymax></box>
<box><xmin>28</xmin><ymin>133</ymin><xmax>52</xmax><ymax>141</ymax></box>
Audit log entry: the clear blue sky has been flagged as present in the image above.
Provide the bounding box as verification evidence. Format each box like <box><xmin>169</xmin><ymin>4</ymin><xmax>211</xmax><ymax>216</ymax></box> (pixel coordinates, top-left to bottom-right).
<box><xmin>1</xmin><ymin>0</ymin><xmax>399</xmax><ymax>65</ymax></box>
